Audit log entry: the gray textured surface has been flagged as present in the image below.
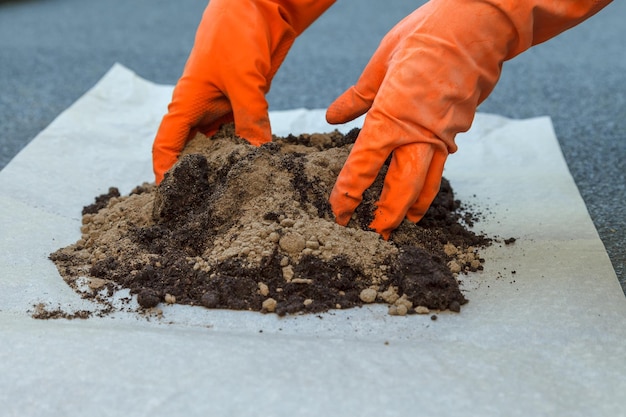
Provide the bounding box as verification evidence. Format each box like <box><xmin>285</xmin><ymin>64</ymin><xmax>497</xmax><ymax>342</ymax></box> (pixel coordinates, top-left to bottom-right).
<box><xmin>1</xmin><ymin>0</ymin><xmax>624</xmax><ymax>292</ymax></box>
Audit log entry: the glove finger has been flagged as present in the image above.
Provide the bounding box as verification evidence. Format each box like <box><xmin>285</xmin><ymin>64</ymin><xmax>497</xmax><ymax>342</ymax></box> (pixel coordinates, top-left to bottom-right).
<box><xmin>153</xmin><ymin>80</ymin><xmax>237</xmax><ymax>183</ymax></box>
<box><xmin>228</xmin><ymin>73</ymin><xmax>273</xmax><ymax>146</ymax></box>
<box><xmin>405</xmin><ymin>149</ymin><xmax>447</xmax><ymax>223</ymax></box>
<box><xmin>325</xmin><ymin>86</ymin><xmax>374</xmax><ymax>125</ymax></box>
<box><xmin>158</xmin><ymin>83</ymin><xmax>233</xmax><ymax>147</ymax></box>
<box><xmin>368</xmin><ymin>143</ymin><xmax>437</xmax><ymax>239</ymax></box>
<box><xmin>329</xmin><ymin>127</ymin><xmax>393</xmax><ymax>226</ymax></box>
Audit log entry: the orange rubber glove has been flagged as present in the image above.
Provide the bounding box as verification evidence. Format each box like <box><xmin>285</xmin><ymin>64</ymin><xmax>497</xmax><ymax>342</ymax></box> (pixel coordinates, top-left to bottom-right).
<box><xmin>327</xmin><ymin>0</ymin><xmax>610</xmax><ymax>239</ymax></box>
<box><xmin>152</xmin><ymin>0</ymin><xmax>335</xmax><ymax>184</ymax></box>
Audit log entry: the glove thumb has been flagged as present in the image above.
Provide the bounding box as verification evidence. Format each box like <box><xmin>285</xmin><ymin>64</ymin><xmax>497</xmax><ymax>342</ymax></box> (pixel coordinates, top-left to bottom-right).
<box><xmin>326</xmin><ymin>85</ymin><xmax>373</xmax><ymax>125</ymax></box>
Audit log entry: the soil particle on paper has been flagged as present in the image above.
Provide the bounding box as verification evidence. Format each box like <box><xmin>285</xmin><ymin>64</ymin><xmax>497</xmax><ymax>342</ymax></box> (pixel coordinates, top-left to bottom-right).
<box><xmin>49</xmin><ymin>124</ymin><xmax>491</xmax><ymax>317</ymax></box>
<box><xmin>30</xmin><ymin>303</ymin><xmax>93</xmax><ymax>320</ymax></box>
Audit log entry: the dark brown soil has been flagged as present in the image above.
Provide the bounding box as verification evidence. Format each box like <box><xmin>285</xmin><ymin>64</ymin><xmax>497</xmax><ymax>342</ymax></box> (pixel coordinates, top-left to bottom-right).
<box><xmin>49</xmin><ymin>125</ymin><xmax>491</xmax><ymax>317</ymax></box>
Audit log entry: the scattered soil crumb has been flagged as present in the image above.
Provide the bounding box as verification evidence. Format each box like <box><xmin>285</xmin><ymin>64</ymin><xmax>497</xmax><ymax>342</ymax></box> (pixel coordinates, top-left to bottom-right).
<box><xmin>49</xmin><ymin>124</ymin><xmax>491</xmax><ymax>318</ymax></box>
<box><xmin>30</xmin><ymin>303</ymin><xmax>92</xmax><ymax>320</ymax></box>
<box><xmin>415</xmin><ymin>306</ymin><xmax>430</xmax><ymax>315</ymax></box>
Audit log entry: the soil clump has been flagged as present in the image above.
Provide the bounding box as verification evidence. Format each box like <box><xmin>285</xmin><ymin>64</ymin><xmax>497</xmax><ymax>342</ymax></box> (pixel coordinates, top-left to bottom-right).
<box><xmin>50</xmin><ymin>125</ymin><xmax>490</xmax><ymax>317</ymax></box>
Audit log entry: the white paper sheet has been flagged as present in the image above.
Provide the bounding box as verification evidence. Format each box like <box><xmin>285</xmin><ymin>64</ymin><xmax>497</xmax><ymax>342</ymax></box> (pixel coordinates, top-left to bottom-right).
<box><xmin>1</xmin><ymin>63</ymin><xmax>625</xmax><ymax>417</ymax></box>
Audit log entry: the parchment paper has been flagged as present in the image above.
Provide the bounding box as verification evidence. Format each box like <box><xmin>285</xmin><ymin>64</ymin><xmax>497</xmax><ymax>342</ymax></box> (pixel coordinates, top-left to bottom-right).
<box><xmin>1</xmin><ymin>64</ymin><xmax>625</xmax><ymax>417</ymax></box>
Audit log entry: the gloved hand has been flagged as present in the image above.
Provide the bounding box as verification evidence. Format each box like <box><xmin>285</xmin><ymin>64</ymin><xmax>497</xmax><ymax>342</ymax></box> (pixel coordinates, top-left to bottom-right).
<box><xmin>327</xmin><ymin>0</ymin><xmax>610</xmax><ymax>239</ymax></box>
<box><xmin>152</xmin><ymin>0</ymin><xmax>335</xmax><ymax>184</ymax></box>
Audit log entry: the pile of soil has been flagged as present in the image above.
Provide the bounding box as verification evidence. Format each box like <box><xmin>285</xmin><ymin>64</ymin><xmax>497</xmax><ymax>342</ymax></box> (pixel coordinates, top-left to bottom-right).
<box><xmin>50</xmin><ymin>125</ymin><xmax>490</xmax><ymax>317</ymax></box>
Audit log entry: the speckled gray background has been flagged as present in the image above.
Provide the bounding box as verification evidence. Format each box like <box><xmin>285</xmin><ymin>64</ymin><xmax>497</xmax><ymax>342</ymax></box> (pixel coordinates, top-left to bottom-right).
<box><xmin>1</xmin><ymin>0</ymin><xmax>624</xmax><ymax>292</ymax></box>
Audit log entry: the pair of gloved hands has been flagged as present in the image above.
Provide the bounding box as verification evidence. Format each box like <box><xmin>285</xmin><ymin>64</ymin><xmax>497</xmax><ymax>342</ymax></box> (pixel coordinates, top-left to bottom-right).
<box><xmin>152</xmin><ymin>0</ymin><xmax>609</xmax><ymax>239</ymax></box>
